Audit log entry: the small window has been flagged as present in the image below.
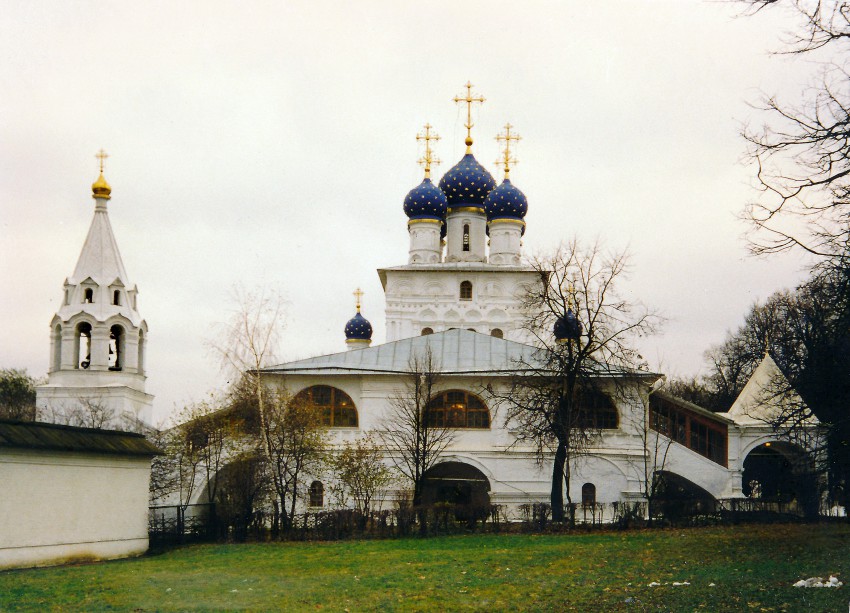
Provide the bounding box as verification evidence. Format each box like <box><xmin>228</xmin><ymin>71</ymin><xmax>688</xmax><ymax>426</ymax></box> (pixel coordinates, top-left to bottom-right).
<box><xmin>113</xmin><ymin>290</ymin><xmax>121</xmax><ymax>306</ymax></box>
<box><xmin>582</xmin><ymin>483</ymin><xmax>596</xmax><ymax>507</ymax></box>
<box><xmin>463</xmin><ymin>224</ymin><xmax>470</xmax><ymax>252</ymax></box>
<box><xmin>421</xmin><ymin>327</ymin><xmax>434</xmax><ymax>336</ymax></box>
<box><xmin>490</xmin><ymin>328</ymin><xmax>503</xmax><ymax>339</ymax></box>
<box><xmin>460</xmin><ymin>281</ymin><xmax>472</xmax><ymax>300</ymax></box>
<box><xmin>309</xmin><ymin>481</ymin><xmax>324</xmax><ymax>507</ymax></box>
<box><xmin>84</xmin><ymin>288</ymin><xmax>94</xmax><ymax>303</ymax></box>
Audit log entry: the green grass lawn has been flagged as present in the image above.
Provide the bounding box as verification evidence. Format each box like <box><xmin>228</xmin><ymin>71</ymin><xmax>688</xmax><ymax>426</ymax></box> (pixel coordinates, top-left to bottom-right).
<box><xmin>1</xmin><ymin>524</ymin><xmax>848</xmax><ymax>611</ymax></box>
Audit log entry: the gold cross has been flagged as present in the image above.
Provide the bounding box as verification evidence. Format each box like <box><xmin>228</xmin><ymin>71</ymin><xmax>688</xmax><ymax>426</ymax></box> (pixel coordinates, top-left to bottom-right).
<box><xmin>416</xmin><ymin>123</ymin><xmax>441</xmax><ymax>179</ymax></box>
<box><xmin>495</xmin><ymin>123</ymin><xmax>521</xmax><ymax>178</ymax></box>
<box><xmin>453</xmin><ymin>81</ymin><xmax>485</xmax><ymax>153</ymax></box>
<box><xmin>95</xmin><ymin>148</ymin><xmax>109</xmax><ymax>173</ymax></box>
<box><xmin>353</xmin><ymin>287</ymin><xmax>364</xmax><ymax>313</ymax></box>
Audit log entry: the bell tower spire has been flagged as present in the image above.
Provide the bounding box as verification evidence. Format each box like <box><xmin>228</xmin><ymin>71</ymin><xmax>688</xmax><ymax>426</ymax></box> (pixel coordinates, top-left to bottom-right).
<box><xmin>36</xmin><ymin>152</ymin><xmax>153</xmax><ymax>427</ymax></box>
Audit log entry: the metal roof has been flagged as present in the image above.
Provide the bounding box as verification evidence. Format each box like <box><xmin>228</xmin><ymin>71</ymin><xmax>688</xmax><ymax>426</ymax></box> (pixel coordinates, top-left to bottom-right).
<box><xmin>0</xmin><ymin>419</ymin><xmax>162</xmax><ymax>456</ymax></box>
<box><xmin>263</xmin><ymin>329</ymin><xmax>653</xmax><ymax>378</ymax></box>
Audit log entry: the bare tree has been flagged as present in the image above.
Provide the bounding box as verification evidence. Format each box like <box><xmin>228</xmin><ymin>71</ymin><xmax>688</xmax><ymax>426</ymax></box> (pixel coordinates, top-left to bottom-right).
<box><xmin>209</xmin><ymin>286</ymin><xmax>285</xmax><ymax>474</ymax></box>
<box><xmin>499</xmin><ymin>240</ymin><xmax>660</xmax><ymax>524</ymax></box>
<box><xmin>378</xmin><ymin>347</ymin><xmax>455</xmax><ymax>508</ymax></box>
<box><xmin>327</xmin><ymin>433</ymin><xmax>395</xmax><ymax>520</ymax></box>
<box><xmin>262</xmin><ymin>389</ymin><xmax>326</xmax><ymax>532</ymax></box>
<box><xmin>738</xmin><ymin>0</ymin><xmax>850</xmax><ymax>256</ymax></box>
<box><xmin>210</xmin><ymin>287</ymin><xmax>323</xmax><ymax>533</ymax></box>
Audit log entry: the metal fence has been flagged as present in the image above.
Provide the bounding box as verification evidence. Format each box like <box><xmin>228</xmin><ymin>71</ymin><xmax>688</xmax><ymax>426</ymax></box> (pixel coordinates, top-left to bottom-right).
<box><xmin>148</xmin><ymin>498</ymin><xmax>844</xmax><ymax>545</ymax></box>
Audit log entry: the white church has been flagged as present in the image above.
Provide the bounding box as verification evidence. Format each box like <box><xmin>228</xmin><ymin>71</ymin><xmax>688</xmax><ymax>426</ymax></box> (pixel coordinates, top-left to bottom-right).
<box><xmin>34</xmin><ymin>87</ymin><xmax>822</xmax><ymax>518</ymax></box>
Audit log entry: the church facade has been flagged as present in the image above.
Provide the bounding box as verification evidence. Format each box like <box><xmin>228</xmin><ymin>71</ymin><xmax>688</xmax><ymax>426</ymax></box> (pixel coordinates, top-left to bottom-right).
<box><xmin>254</xmin><ymin>86</ymin><xmax>822</xmax><ymax>516</ymax></box>
<box><xmin>33</xmin><ymin>86</ymin><xmax>823</xmax><ymax>519</ymax></box>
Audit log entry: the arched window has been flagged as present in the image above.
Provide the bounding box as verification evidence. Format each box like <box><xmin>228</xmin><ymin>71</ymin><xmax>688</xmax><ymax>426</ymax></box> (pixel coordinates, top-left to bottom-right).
<box><xmin>84</xmin><ymin>288</ymin><xmax>94</xmax><ymax>303</ymax></box>
<box><xmin>294</xmin><ymin>385</ymin><xmax>358</xmax><ymax>427</ymax></box>
<box><xmin>459</xmin><ymin>281</ymin><xmax>472</xmax><ymax>300</ymax></box>
<box><xmin>577</xmin><ymin>390</ymin><xmax>619</xmax><ymax>430</ymax></box>
<box><xmin>490</xmin><ymin>328</ymin><xmax>503</xmax><ymax>339</ymax></box>
<box><xmin>427</xmin><ymin>390</ymin><xmax>490</xmax><ymax>428</ymax></box>
<box><xmin>462</xmin><ymin>224</ymin><xmax>470</xmax><ymax>252</ymax></box>
<box><xmin>109</xmin><ymin>325</ymin><xmax>124</xmax><ymax>371</ymax></box>
<box><xmin>309</xmin><ymin>481</ymin><xmax>324</xmax><ymax>507</ymax></box>
<box><xmin>76</xmin><ymin>322</ymin><xmax>92</xmax><ymax>369</ymax></box>
<box><xmin>421</xmin><ymin>327</ymin><xmax>434</xmax><ymax>336</ymax></box>
<box><xmin>113</xmin><ymin>290</ymin><xmax>121</xmax><ymax>306</ymax></box>
<box><xmin>582</xmin><ymin>483</ymin><xmax>596</xmax><ymax>507</ymax></box>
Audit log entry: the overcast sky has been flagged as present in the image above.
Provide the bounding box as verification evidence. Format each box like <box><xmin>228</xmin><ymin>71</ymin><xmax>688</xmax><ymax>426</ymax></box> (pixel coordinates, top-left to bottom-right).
<box><xmin>0</xmin><ymin>1</ymin><xmax>822</xmax><ymax>423</ymax></box>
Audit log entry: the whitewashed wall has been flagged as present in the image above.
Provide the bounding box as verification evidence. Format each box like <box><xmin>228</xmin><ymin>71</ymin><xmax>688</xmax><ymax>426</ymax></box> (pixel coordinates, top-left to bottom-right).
<box><xmin>0</xmin><ymin>448</ymin><xmax>152</xmax><ymax>570</ymax></box>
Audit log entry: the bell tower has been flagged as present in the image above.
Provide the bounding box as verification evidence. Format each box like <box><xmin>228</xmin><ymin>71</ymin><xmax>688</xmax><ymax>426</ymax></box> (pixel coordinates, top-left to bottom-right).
<box><xmin>36</xmin><ymin>151</ymin><xmax>153</xmax><ymax>427</ymax></box>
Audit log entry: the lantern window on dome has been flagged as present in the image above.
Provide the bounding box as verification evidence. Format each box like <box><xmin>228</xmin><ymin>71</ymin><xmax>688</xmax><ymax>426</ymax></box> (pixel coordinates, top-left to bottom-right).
<box><xmin>463</xmin><ymin>224</ymin><xmax>470</xmax><ymax>251</ymax></box>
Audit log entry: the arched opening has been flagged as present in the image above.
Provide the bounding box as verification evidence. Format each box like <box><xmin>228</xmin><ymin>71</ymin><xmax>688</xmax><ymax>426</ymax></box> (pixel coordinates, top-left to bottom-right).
<box><xmin>52</xmin><ymin>324</ymin><xmax>62</xmax><ymax>372</ymax></box>
<box><xmin>581</xmin><ymin>483</ymin><xmax>596</xmax><ymax>506</ymax></box>
<box><xmin>459</xmin><ymin>281</ymin><xmax>472</xmax><ymax>301</ymax></box>
<box><xmin>421</xmin><ymin>327</ymin><xmax>434</xmax><ymax>336</ymax></box>
<box><xmin>84</xmin><ymin>288</ymin><xmax>94</xmax><ymax>303</ymax></box>
<box><xmin>75</xmin><ymin>322</ymin><xmax>92</xmax><ymax>369</ymax></box>
<box><xmin>743</xmin><ymin>441</ymin><xmax>817</xmax><ymax>516</ymax></box>
<box><xmin>427</xmin><ymin>390</ymin><xmax>490</xmax><ymax>428</ymax></box>
<box><xmin>490</xmin><ymin>328</ymin><xmax>503</xmax><ymax>339</ymax></box>
<box><xmin>199</xmin><ymin>455</ymin><xmax>267</xmax><ymax>541</ymax></box>
<box><xmin>109</xmin><ymin>325</ymin><xmax>124</xmax><ymax>371</ymax></box>
<box><xmin>309</xmin><ymin>481</ymin><xmax>324</xmax><ymax>507</ymax></box>
<box><xmin>137</xmin><ymin>329</ymin><xmax>145</xmax><ymax>375</ymax></box>
<box><xmin>462</xmin><ymin>224</ymin><xmax>470</xmax><ymax>251</ymax></box>
<box><xmin>653</xmin><ymin>471</ymin><xmax>717</xmax><ymax>524</ymax></box>
<box><xmin>113</xmin><ymin>290</ymin><xmax>121</xmax><ymax>305</ymax></box>
<box><xmin>421</xmin><ymin>461</ymin><xmax>491</xmax><ymax>514</ymax></box>
<box><xmin>293</xmin><ymin>385</ymin><xmax>358</xmax><ymax>427</ymax></box>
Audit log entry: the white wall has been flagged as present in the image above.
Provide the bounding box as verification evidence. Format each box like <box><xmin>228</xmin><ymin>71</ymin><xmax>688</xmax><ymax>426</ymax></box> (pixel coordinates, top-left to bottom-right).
<box><xmin>0</xmin><ymin>448</ymin><xmax>152</xmax><ymax>570</ymax></box>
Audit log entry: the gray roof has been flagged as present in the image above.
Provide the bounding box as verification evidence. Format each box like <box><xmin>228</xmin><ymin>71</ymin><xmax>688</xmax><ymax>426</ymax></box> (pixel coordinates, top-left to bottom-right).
<box><xmin>264</xmin><ymin>329</ymin><xmax>654</xmax><ymax>378</ymax></box>
<box><xmin>265</xmin><ymin>329</ymin><xmax>536</xmax><ymax>375</ymax></box>
<box><xmin>0</xmin><ymin>419</ymin><xmax>162</xmax><ymax>456</ymax></box>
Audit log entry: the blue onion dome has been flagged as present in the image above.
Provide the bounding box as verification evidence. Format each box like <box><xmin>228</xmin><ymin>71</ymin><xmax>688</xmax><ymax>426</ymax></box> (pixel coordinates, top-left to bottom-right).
<box><xmin>403</xmin><ymin>178</ymin><xmax>448</xmax><ymax>220</ymax></box>
<box><xmin>484</xmin><ymin>178</ymin><xmax>528</xmax><ymax>221</ymax></box>
<box><xmin>345</xmin><ymin>312</ymin><xmax>373</xmax><ymax>341</ymax></box>
<box><xmin>554</xmin><ymin>308</ymin><xmax>582</xmax><ymax>342</ymax></box>
<box><xmin>438</xmin><ymin>153</ymin><xmax>497</xmax><ymax>209</ymax></box>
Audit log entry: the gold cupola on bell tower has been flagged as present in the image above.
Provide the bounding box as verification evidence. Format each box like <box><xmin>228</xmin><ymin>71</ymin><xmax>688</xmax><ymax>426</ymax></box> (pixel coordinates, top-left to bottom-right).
<box><xmin>91</xmin><ymin>148</ymin><xmax>112</xmax><ymax>200</ymax></box>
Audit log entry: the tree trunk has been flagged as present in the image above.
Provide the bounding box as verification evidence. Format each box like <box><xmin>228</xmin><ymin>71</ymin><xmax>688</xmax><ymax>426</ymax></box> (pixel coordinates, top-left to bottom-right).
<box><xmin>551</xmin><ymin>443</ymin><xmax>566</xmax><ymax>522</ymax></box>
